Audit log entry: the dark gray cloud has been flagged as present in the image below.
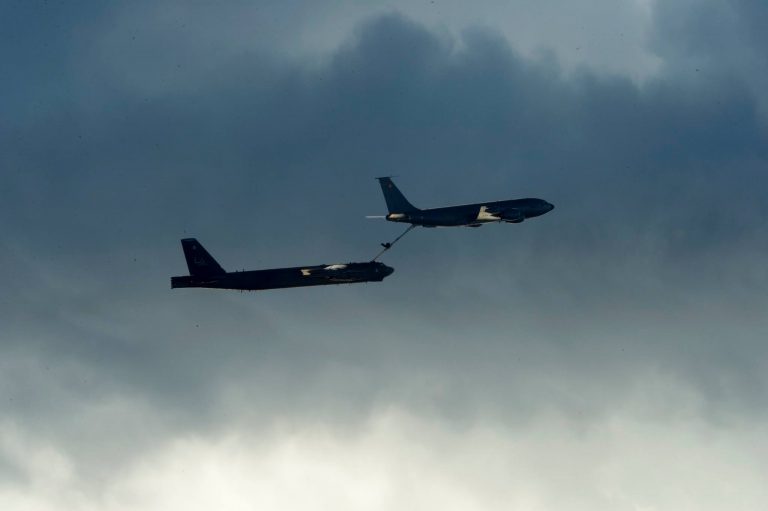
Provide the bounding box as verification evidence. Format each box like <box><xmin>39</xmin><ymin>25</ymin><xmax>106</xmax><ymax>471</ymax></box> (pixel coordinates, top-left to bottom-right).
<box><xmin>2</xmin><ymin>2</ymin><xmax>766</xmax><ymax>420</ymax></box>
<box><xmin>650</xmin><ymin>0</ymin><xmax>768</xmax><ymax>112</ymax></box>
<box><xmin>2</xmin><ymin>2</ymin><xmax>768</xmax><ymax>508</ymax></box>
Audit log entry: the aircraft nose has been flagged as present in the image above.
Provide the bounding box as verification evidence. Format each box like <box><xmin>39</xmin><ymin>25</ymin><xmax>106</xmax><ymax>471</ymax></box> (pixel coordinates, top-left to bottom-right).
<box><xmin>383</xmin><ymin>265</ymin><xmax>395</xmax><ymax>277</ymax></box>
<box><xmin>546</xmin><ymin>202</ymin><xmax>555</xmax><ymax>212</ymax></box>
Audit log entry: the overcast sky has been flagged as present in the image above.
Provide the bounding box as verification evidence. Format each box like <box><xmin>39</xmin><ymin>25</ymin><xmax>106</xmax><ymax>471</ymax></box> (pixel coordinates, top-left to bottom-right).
<box><xmin>2</xmin><ymin>1</ymin><xmax>768</xmax><ymax>509</ymax></box>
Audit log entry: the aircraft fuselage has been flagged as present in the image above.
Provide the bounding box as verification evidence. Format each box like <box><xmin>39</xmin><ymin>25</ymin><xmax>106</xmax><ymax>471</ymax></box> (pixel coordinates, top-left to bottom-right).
<box><xmin>376</xmin><ymin>177</ymin><xmax>554</xmax><ymax>228</ymax></box>
<box><xmin>385</xmin><ymin>198</ymin><xmax>554</xmax><ymax>227</ymax></box>
<box><xmin>172</xmin><ymin>261</ymin><xmax>394</xmax><ymax>291</ymax></box>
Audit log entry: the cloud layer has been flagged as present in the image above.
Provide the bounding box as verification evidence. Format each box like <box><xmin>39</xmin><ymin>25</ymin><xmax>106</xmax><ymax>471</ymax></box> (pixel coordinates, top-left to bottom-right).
<box><xmin>2</xmin><ymin>1</ymin><xmax>767</xmax><ymax>509</ymax></box>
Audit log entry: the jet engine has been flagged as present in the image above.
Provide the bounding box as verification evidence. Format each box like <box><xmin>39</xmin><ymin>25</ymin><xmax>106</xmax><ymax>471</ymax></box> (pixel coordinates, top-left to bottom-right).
<box><xmin>487</xmin><ymin>208</ymin><xmax>525</xmax><ymax>223</ymax></box>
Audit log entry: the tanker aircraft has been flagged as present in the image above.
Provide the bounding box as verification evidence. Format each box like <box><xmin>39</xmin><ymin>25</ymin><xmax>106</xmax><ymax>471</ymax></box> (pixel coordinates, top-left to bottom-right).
<box><xmin>376</xmin><ymin>177</ymin><xmax>554</xmax><ymax>228</ymax></box>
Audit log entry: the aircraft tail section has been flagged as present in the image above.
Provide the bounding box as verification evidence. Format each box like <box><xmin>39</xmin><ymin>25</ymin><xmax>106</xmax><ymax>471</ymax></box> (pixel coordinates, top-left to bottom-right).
<box><xmin>377</xmin><ymin>177</ymin><xmax>419</xmax><ymax>213</ymax></box>
<box><xmin>180</xmin><ymin>238</ymin><xmax>226</xmax><ymax>277</ymax></box>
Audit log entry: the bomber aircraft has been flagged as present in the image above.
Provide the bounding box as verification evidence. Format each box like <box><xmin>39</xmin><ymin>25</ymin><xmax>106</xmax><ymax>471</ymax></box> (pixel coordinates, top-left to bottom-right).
<box><xmin>171</xmin><ymin>238</ymin><xmax>394</xmax><ymax>291</ymax></box>
<box><xmin>375</xmin><ymin>177</ymin><xmax>554</xmax><ymax>228</ymax></box>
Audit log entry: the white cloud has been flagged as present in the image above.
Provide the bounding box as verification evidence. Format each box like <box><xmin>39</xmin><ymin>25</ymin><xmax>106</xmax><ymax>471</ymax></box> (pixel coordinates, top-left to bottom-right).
<box><xmin>3</xmin><ymin>376</ymin><xmax>767</xmax><ymax>511</ymax></box>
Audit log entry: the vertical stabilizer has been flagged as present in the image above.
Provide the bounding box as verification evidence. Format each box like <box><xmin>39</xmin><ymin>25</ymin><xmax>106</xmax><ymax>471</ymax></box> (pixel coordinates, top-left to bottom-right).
<box><xmin>376</xmin><ymin>177</ymin><xmax>419</xmax><ymax>213</ymax></box>
<box><xmin>180</xmin><ymin>238</ymin><xmax>225</xmax><ymax>276</ymax></box>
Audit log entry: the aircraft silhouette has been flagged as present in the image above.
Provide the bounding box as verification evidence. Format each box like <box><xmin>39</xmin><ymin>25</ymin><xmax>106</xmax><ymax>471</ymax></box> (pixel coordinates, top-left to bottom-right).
<box><xmin>376</xmin><ymin>177</ymin><xmax>554</xmax><ymax>228</ymax></box>
<box><xmin>171</xmin><ymin>239</ymin><xmax>394</xmax><ymax>291</ymax></box>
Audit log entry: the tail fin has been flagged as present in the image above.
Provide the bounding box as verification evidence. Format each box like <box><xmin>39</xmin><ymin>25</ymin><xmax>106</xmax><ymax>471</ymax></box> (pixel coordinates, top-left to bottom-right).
<box><xmin>180</xmin><ymin>238</ymin><xmax>225</xmax><ymax>276</ymax></box>
<box><xmin>376</xmin><ymin>177</ymin><xmax>419</xmax><ymax>213</ymax></box>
